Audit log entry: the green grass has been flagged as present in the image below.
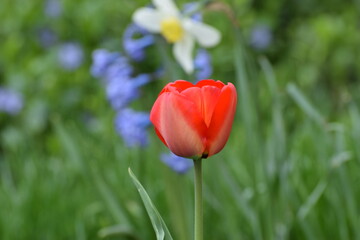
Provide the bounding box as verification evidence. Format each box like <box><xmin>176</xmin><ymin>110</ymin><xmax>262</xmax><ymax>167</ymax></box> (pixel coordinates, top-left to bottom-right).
<box><xmin>1</xmin><ymin>58</ymin><xmax>360</xmax><ymax>239</ymax></box>
<box><xmin>1</xmin><ymin>0</ymin><xmax>360</xmax><ymax>239</ymax></box>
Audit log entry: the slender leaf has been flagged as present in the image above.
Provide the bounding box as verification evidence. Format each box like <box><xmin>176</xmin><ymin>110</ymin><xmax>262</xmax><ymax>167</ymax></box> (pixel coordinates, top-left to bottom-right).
<box><xmin>129</xmin><ymin>168</ymin><xmax>173</xmax><ymax>240</ymax></box>
<box><xmin>98</xmin><ymin>224</ymin><xmax>137</xmax><ymax>239</ymax></box>
<box><xmin>287</xmin><ymin>83</ymin><xmax>325</xmax><ymax>125</ymax></box>
<box><xmin>297</xmin><ymin>179</ymin><xmax>327</xmax><ymax>220</ymax></box>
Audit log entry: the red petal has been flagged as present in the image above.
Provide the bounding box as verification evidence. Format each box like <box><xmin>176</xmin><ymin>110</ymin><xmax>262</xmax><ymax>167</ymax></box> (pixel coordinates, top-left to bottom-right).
<box><xmin>181</xmin><ymin>87</ymin><xmax>202</xmax><ymax>118</ymax></box>
<box><xmin>196</xmin><ymin>79</ymin><xmax>225</xmax><ymax>89</ymax></box>
<box><xmin>181</xmin><ymin>85</ymin><xmax>222</xmax><ymax>127</ymax></box>
<box><xmin>164</xmin><ymin>80</ymin><xmax>194</xmax><ymax>94</ymax></box>
<box><xmin>154</xmin><ymin>127</ymin><xmax>168</xmax><ymax>147</ymax></box>
<box><xmin>206</xmin><ymin>83</ymin><xmax>237</xmax><ymax>156</ymax></box>
<box><xmin>200</xmin><ymin>85</ymin><xmax>221</xmax><ymax>127</ymax></box>
<box><xmin>150</xmin><ymin>91</ymin><xmax>207</xmax><ymax>158</ymax></box>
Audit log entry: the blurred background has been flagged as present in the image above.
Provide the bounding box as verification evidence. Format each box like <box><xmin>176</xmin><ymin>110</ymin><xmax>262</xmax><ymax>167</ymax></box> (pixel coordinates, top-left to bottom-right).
<box><xmin>1</xmin><ymin>0</ymin><xmax>360</xmax><ymax>239</ymax></box>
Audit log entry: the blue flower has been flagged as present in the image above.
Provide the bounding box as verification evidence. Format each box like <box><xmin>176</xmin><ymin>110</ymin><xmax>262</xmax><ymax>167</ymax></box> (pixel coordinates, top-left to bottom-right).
<box><xmin>0</xmin><ymin>88</ymin><xmax>23</xmax><ymax>115</ymax></box>
<box><xmin>91</xmin><ymin>49</ymin><xmax>122</xmax><ymax>78</ymax></box>
<box><xmin>58</xmin><ymin>42</ymin><xmax>84</xmax><ymax>71</ymax></box>
<box><xmin>160</xmin><ymin>152</ymin><xmax>193</xmax><ymax>174</ymax></box>
<box><xmin>103</xmin><ymin>57</ymin><xmax>133</xmax><ymax>82</ymax></box>
<box><xmin>250</xmin><ymin>24</ymin><xmax>273</xmax><ymax>50</ymax></box>
<box><xmin>194</xmin><ymin>49</ymin><xmax>212</xmax><ymax>81</ymax></box>
<box><xmin>106</xmin><ymin>74</ymin><xmax>151</xmax><ymax>110</ymax></box>
<box><xmin>132</xmin><ymin>73</ymin><xmax>153</xmax><ymax>87</ymax></box>
<box><xmin>123</xmin><ymin>24</ymin><xmax>154</xmax><ymax>61</ymax></box>
<box><xmin>37</xmin><ymin>28</ymin><xmax>57</xmax><ymax>48</ymax></box>
<box><xmin>91</xmin><ymin>49</ymin><xmax>152</xmax><ymax>110</ymax></box>
<box><xmin>114</xmin><ymin>108</ymin><xmax>151</xmax><ymax>147</ymax></box>
<box><xmin>44</xmin><ymin>0</ymin><xmax>62</xmax><ymax>18</ymax></box>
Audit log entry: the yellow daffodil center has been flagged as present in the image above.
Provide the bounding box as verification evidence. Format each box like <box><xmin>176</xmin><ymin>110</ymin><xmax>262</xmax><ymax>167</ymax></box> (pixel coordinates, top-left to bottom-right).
<box><xmin>160</xmin><ymin>17</ymin><xmax>184</xmax><ymax>43</ymax></box>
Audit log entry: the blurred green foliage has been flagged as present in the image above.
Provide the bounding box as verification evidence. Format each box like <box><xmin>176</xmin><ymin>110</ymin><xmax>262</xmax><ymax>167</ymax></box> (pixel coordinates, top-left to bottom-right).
<box><xmin>1</xmin><ymin>0</ymin><xmax>360</xmax><ymax>239</ymax></box>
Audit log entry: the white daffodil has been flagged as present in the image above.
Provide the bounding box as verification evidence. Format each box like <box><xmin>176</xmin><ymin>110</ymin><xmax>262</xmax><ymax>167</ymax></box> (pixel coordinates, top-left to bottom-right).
<box><xmin>132</xmin><ymin>0</ymin><xmax>221</xmax><ymax>74</ymax></box>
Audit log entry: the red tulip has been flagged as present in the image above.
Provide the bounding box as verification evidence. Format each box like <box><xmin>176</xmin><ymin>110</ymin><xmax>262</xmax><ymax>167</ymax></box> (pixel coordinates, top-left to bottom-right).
<box><xmin>150</xmin><ymin>79</ymin><xmax>237</xmax><ymax>159</ymax></box>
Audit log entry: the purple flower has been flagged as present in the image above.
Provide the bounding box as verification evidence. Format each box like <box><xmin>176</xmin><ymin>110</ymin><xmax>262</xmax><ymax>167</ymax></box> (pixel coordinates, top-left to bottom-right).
<box><xmin>106</xmin><ymin>79</ymin><xmax>138</xmax><ymax>110</ymax></box>
<box><xmin>91</xmin><ymin>49</ymin><xmax>122</xmax><ymax>78</ymax></box>
<box><xmin>194</xmin><ymin>49</ymin><xmax>212</xmax><ymax>81</ymax></box>
<box><xmin>114</xmin><ymin>108</ymin><xmax>151</xmax><ymax>147</ymax></box>
<box><xmin>250</xmin><ymin>24</ymin><xmax>273</xmax><ymax>50</ymax></box>
<box><xmin>58</xmin><ymin>42</ymin><xmax>84</xmax><ymax>71</ymax></box>
<box><xmin>37</xmin><ymin>28</ymin><xmax>57</xmax><ymax>48</ymax></box>
<box><xmin>44</xmin><ymin>0</ymin><xmax>62</xmax><ymax>18</ymax></box>
<box><xmin>123</xmin><ymin>24</ymin><xmax>154</xmax><ymax>61</ymax></box>
<box><xmin>106</xmin><ymin>73</ymin><xmax>151</xmax><ymax>110</ymax></box>
<box><xmin>106</xmin><ymin>78</ymin><xmax>136</xmax><ymax>110</ymax></box>
<box><xmin>103</xmin><ymin>57</ymin><xmax>133</xmax><ymax>82</ymax></box>
<box><xmin>0</xmin><ymin>88</ymin><xmax>23</xmax><ymax>115</ymax></box>
<box><xmin>91</xmin><ymin>48</ymin><xmax>152</xmax><ymax>110</ymax></box>
<box><xmin>161</xmin><ymin>152</ymin><xmax>193</xmax><ymax>174</ymax></box>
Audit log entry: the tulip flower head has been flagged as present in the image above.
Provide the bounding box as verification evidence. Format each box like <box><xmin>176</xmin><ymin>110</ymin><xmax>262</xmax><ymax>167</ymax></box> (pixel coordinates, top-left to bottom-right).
<box><xmin>150</xmin><ymin>79</ymin><xmax>237</xmax><ymax>159</ymax></box>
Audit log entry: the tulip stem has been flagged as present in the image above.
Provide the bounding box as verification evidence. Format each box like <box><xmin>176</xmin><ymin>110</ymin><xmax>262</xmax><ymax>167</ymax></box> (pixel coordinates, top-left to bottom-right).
<box><xmin>193</xmin><ymin>157</ymin><xmax>203</xmax><ymax>240</ymax></box>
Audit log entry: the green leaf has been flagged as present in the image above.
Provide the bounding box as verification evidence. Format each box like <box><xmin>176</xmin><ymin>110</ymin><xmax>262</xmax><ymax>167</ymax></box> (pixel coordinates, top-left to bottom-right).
<box><xmin>286</xmin><ymin>83</ymin><xmax>325</xmax><ymax>126</ymax></box>
<box><xmin>98</xmin><ymin>224</ymin><xmax>137</xmax><ymax>239</ymax></box>
<box><xmin>128</xmin><ymin>168</ymin><xmax>173</xmax><ymax>240</ymax></box>
<box><xmin>297</xmin><ymin>179</ymin><xmax>327</xmax><ymax>220</ymax></box>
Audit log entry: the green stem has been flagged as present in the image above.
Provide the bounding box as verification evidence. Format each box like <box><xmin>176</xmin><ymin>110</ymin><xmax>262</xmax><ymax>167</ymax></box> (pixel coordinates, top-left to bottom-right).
<box><xmin>155</xmin><ymin>36</ymin><xmax>180</xmax><ymax>81</ymax></box>
<box><xmin>193</xmin><ymin>158</ymin><xmax>203</xmax><ymax>240</ymax></box>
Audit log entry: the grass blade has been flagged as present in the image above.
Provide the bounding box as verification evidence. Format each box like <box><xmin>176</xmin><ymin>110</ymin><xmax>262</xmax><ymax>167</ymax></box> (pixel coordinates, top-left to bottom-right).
<box><xmin>129</xmin><ymin>168</ymin><xmax>173</xmax><ymax>240</ymax></box>
<box><xmin>287</xmin><ymin>83</ymin><xmax>325</xmax><ymax>126</ymax></box>
<box><xmin>297</xmin><ymin>179</ymin><xmax>327</xmax><ymax>220</ymax></box>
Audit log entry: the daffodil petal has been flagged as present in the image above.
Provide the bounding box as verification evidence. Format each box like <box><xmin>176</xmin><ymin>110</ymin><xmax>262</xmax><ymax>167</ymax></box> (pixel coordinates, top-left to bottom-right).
<box><xmin>173</xmin><ymin>34</ymin><xmax>194</xmax><ymax>74</ymax></box>
<box><xmin>132</xmin><ymin>8</ymin><xmax>163</xmax><ymax>33</ymax></box>
<box><xmin>184</xmin><ymin>19</ymin><xmax>221</xmax><ymax>47</ymax></box>
<box><xmin>153</xmin><ymin>0</ymin><xmax>179</xmax><ymax>16</ymax></box>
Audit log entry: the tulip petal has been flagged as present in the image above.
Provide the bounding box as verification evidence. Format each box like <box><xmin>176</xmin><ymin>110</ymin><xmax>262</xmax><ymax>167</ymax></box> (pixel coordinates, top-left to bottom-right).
<box><xmin>161</xmin><ymin>80</ymin><xmax>194</xmax><ymax>94</ymax></box>
<box><xmin>184</xmin><ymin>19</ymin><xmax>221</xmax><ymax>47</ymax></box>
<box><xmin>196</xmin><ymin>79</ymin><xmax>224</xmax><ymax>88</ymax></box>
<box><xmin>182</xmin><ymin>85</ymin><xmax>221</xmax><ymax>127</ymax></box>
<box><xmin>153</xmin><ymin>0</ymin><xmax>179</xmax><ymax>16</ymax></box>
<box><xmin>206</xmin><ymin>83</ymin><xmax>237</xmax><ymax>156</ymax></box>
<box><xmin>180</xmin><ymin>87</ymin><xmax>202</xmax><ymax>113</ymax></box>
<box><xmin>173</xmin><ymin>34</ymin><xmax>195</xmax><ymax>74</ymax></box>
<box><xmin>200</xmin><ymin>85</ymin><xmax>222</xmax><ymax>127</ymax></box>
<box><xmin>150</xmin><ymin>91</ymin><xmax>207</xmax><ymax>158</ymax></box>
<box><xmin>132</xmin><ymin>8</ymin><xmax>163</xmax><ymax>33</ymax></box>
<box><xmin>154</xmin><ymin>127</ymin><xmax>168</xmax><ymax>147</ymax></box>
